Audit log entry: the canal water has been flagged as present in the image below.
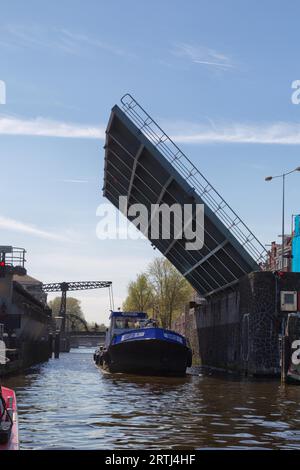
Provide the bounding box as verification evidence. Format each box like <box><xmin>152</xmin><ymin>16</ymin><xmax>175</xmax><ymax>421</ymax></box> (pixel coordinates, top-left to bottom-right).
<box><xmin>3</xmin><ymin>348</ymin><xmax>300</xmax><ymax>450</ymax></box>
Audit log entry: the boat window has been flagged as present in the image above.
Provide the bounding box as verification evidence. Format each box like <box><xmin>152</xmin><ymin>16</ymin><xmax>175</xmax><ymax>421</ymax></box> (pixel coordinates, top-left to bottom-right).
<box><xmin>114</xmin><ymin>318</ymin><xmax>140</xmax><ymax>329</ymax></box>
<box><xmin>115</xmin><ymin>319</ymin><xmax>125</xmax><ymax>329</ymax></box>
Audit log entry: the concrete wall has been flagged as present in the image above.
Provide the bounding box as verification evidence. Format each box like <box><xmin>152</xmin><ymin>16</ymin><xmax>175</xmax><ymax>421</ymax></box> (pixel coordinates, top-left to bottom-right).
<box><xmin>0</xmin><ymin>273</ymin><xmax>13</xmax><ymax>312</ymax></box>
<box><xmin>174</xmin><ymin>271</ymin><xmax>300</xmax><ymax>377</ymax></box>
<box><xmin>194</xmin><ymin>290</ymin><xmax>241</xmax><ymax>372</ymax></box>
<box><xmin>173</xmin><ymin>305</ymin><xmax>200</xmax><ymax>365</ymax></box>
<box><xmin>0</xmin><ymin>275</ymin><xmax>51</xmax><ymax>374</ymax></box>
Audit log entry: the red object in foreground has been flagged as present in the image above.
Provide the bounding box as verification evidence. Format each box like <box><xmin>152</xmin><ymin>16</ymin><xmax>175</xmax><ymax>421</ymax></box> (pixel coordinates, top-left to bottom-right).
<box><xmin>0</xmin><ymin>387</ymin><xmax>19</xmax><ymax>451</ymax></box>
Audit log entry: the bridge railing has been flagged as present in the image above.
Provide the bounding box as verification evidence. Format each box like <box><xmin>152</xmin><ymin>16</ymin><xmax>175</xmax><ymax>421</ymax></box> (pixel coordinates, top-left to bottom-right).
<box><xmin>0</xmin><ymin>246</ymin><xmax>26</xmax><ymax>268</ymax></box>
<box><xmin>120</xmin><ymin>94</ymin><xmax>267</xmax><ymax>266</ymax></box>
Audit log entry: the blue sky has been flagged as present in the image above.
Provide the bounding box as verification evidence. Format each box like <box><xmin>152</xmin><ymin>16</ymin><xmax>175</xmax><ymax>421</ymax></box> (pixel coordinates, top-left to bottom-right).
<box><xmin>1</xmin><ymin>1</ymin><xmax>300</xmax><ymax>323</ymax></box>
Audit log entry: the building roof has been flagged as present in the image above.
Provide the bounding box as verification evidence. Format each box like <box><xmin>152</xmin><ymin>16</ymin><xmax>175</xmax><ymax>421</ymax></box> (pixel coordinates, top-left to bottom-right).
<box><xmin>13</xmin><ymin>274</ymin><xmax>43</xmax><ymax>287</ymax></box>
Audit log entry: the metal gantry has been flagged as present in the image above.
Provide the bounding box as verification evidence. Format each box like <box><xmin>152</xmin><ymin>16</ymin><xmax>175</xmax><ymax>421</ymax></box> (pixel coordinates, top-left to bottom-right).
<box><xmin>42</xmin><ymin>281</ymin><xmax>113</xmax><ymax>333</ymax></box>
<box><xmin>42</xmin><ymin>281</ymin><xmax>112</xmax><ymax>292</ymax></box>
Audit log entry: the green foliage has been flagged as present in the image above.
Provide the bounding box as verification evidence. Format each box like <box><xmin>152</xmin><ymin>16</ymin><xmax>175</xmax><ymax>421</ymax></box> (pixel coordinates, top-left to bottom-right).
<box><xmin>148</xmin><ymin>258</ymin><xmax>193</xmax><ymax>328</ymax></box>
<box><xmin>122</xmin><ymin>274</ymin><xmax>154</xmax><ymax>312</ymax></box>
<box><xmin>122</xmin><ymin>257</ymin><xmax>193</xmax><ymax>328</ymax></box>
<box><xmin>48</xmin><ymin>297</ymin><xmax>87</xmax><ymax>331</ymax></box>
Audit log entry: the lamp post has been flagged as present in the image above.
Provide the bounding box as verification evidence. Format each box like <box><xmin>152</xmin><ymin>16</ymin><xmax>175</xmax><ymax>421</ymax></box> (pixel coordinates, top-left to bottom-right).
<box><xmin>265</xmin><ymin>166</ymin><xmax>300</xmax><ymax>270</ymax></box>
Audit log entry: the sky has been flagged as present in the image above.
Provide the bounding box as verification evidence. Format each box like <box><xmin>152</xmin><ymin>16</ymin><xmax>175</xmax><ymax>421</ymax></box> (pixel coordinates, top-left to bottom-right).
<box><xmin>1</xmin><ymin>0</ymin><xmax>300</xmax><ymax>324</ymax></box>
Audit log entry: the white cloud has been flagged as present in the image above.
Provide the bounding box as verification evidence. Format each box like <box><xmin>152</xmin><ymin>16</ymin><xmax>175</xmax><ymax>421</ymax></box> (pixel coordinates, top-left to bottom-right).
<box><xmin>1</xmin><ymin>24</ymin><xmax>132</xmax><ymax>58</ymax></box>
<box><xmin>59</xmin><ymin>29</ymin><xmax>131</xmax><ymax>57</ymax></box>
<box><xmin>0</xmin><ymin>215</ymin><xmax>70</xmax><ymax>241</ymax></box>
<box><xmin>170</xmin><ymin>121</ymin><xmax>300</xmax><ymax>145</ymax></box>
<box><xmin>172</xmin><ymin>43</ymin><xmax>234</xmax><ymax>69</ymax></box>
<box><xmin>0</xmin><ymin>114</ymin><xmax>104</xmax><ymax>138</ymax></box>
<box><xmin>2</xmin><ymin>112</ymin><xmax>300</xmax><ymax>145</ymax></box>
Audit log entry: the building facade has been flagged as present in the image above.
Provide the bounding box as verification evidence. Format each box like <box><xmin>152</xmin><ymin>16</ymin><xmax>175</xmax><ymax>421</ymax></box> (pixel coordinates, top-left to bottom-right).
<box><xmin>292</xmin><ymin>215</ymin><xmax>300</xmax><ymax>273</ymax></box>
<box><xmin>266</xmin><ymin>214</ymin><xmax>300</xmax><ymax>273</ymax></box>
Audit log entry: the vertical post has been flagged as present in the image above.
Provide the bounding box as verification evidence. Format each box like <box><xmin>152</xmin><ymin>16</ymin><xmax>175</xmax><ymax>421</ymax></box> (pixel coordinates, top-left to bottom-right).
<box><xmin>48</xmin><ymin>332</ymin><xmax>53</xmax><ymax>359</ymax></box>
<box><xmin>282</xmin><ymin>173</ymin><xmax>285</xmax><ymax>270</ymax></box>
<box><xmin>60</xmin><ymin>290</ymin><xmax>67</xmax><ymax>333</ymax></box>
<box><xmin>281</xmin><ymin>334</ymin><xmax>285</xmax><ymax>384</ymax></box>
<box><xmin>281</xmin><ymin>317</ymin><xmax>290</xmax><ymax>384</ymax></box>
<box><xmin>54</xmin><ymin>332</ymin><xmax>60</xmax><ymax>359</ymax></box>
<box><xmin>109</xmin><ymin>284</ymin><xmax>114</xmax><ymax>311</ymax></box>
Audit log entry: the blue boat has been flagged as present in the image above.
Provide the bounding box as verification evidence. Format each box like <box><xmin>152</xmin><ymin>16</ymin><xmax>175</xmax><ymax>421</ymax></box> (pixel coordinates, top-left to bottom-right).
<box><xmin>94</xmin><ymin>311</ymin><xmax>192</xmax><ymax>377</ymax></box>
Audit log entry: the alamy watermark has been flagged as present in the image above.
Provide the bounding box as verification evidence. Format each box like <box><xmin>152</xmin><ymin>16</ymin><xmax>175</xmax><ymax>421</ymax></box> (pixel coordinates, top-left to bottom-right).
<box><xmin>291</xmin><ymin>80</ymin><xmax>300</xmax><ymax>104</ymax></box>
<box><xmin>291</xmin><ymin>340</ymin><xmax>300</xmax><ymax>366</ymax></box>
<box><xmin>0</xmin><ymin>80</ymin><xmax>6</xmax><ymax>104</ymax></box>
<box><xmin>96</xmin><ymin>196</ymin><xmax>205</xmax><ymax>251</ymax></box>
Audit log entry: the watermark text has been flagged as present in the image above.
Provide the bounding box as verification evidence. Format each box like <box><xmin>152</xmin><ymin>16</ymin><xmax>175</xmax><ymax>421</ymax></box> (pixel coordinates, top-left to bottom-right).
<box><xmin>0</xmin><ymin>80</ymin><xmax>6</xmax><ymax>104</ymax></box>
<box><xmin>291</xmin><ymin>80</ymin><xmax>300</xmax><ymax>104</ymax></box>
<box><xmin>96</xmin><ymin>196</ymin><xmax>205</xmax><ymax>251</ymax></box>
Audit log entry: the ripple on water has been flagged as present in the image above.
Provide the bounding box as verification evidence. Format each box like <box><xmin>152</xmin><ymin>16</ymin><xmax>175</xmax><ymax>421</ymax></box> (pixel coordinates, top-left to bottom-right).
<box><xmin>2</xmin><ymin>349</ymin><xmax>300</xmax><ymax>450</ymax></box>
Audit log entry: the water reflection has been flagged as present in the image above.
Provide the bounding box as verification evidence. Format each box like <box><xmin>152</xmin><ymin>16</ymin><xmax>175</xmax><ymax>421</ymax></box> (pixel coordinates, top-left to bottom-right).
<box><xmin>3</xmin><ymin>349</ymin><xmax>300</xmax><ymax>450</ymax></box>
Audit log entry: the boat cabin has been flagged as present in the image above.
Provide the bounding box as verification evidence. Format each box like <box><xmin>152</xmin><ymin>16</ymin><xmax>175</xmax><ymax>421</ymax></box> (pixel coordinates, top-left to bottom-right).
<box><xmin>105</xmin><ymin>311</ymin><xmax>148</xmax><ymax>347</ymax></box>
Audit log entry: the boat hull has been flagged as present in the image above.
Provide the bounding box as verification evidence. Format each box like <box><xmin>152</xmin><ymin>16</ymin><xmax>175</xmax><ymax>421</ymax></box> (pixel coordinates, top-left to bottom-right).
<box><xmin>100</xmin><ymin>337</ymin><xmax>192</xmax><ymax>377</ymax></box>
<box><xmin>0</xmin><ymin>387</ymin><xmax>19</xmax><ymax>451</ymax></box>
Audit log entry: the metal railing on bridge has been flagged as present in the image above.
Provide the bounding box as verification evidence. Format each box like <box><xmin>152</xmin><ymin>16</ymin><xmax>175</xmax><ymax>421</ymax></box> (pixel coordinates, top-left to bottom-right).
<box><xmin>120</xmin><ymin>94</ymin><xmax>267</xmax><ymax>267</ymax></box>
<box><xmin>103</xmin><ymin>94</ymin><xmax>268</xmax><ymax>297</ymax></box>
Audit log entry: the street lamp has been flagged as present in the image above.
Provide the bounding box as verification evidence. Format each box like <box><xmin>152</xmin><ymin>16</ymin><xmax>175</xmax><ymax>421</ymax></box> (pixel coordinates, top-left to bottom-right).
<box><xmin>265</xmin><ymin>166</ymin><xmax>300</xmax><ymax>270</ymax></box>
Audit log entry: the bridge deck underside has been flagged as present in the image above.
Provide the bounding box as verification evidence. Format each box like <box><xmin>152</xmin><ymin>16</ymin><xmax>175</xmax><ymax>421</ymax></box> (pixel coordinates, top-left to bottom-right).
<box><xmin>103</xmin><ymin>106</ymin><xmax>259</xmax><ymax>297</ymax></box>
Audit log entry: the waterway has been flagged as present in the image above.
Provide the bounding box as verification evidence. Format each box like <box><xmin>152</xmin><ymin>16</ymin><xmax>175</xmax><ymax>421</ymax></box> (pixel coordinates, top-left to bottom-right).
<box><xmin>3</xmin><ymin>348</ymin><xmax>300</xmax><ymax>450</ymax></box>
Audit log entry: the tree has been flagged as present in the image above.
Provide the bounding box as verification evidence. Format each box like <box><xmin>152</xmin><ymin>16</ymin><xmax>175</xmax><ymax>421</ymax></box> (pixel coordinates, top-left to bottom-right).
<box><xmin>122</xmin><ymin>257</ymin><xmax>193</xmax><ymax>329</ymax></box>
<box><xmin>48</xmin><ymin>297</ymin><xmax>87</xmax><ymax>331</ymax></box>
<box><xmin>122</xmin><ymin>273</ymin><xmax>154</xmax><ymax>312</ymax></box>
<box><xmin>148</xmin><ymin>258</ymin><xmax>193</xmax><ymax>329</ymax></box>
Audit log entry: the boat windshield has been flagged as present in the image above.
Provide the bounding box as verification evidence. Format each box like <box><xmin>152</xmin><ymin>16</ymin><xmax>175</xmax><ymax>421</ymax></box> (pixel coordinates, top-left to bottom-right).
<box><xmin>114</xmin><ymin>318</ymin><xmax>143</xmax><ymax>329</ymax></box>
